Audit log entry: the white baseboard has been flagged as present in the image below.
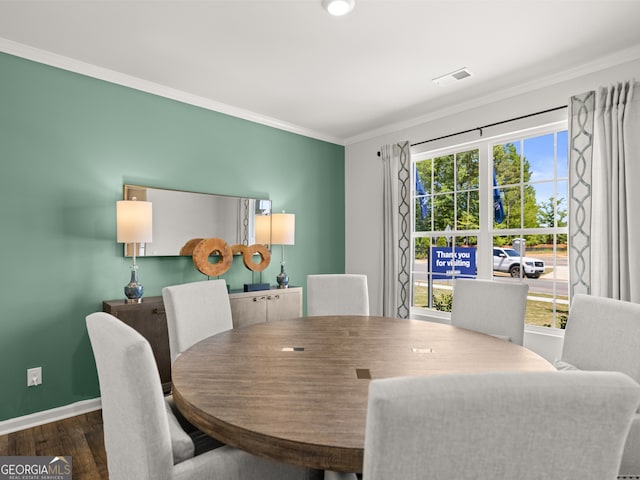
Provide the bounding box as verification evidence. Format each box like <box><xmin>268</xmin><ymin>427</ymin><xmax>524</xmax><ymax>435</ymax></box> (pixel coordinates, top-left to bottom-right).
<box><xmin>0</xmin><ymin>398</ymin><xmax>102</xmax><ymax>435</ymax></box>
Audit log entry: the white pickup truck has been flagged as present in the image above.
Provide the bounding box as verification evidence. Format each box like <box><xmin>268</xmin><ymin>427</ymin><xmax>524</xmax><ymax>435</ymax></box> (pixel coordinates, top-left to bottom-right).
<box><xmin>493</xmin><ymin>247</ymin><xmax>545</xmax><ymax>279</ymax></box>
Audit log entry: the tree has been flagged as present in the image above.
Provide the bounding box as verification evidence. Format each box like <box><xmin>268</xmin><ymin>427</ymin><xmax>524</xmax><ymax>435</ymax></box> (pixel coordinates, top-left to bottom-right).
<box><xmin>492</xmin><ymin>143</ymin><xmax>539</xmax><ymax>231</ymax></box>
<box><xmin>415</xmin><ymin>150</ymin><xmax>479</xmax><ymax>240</ymax></box>
<box><xmin>537</xmin><ymin>197</ymin><xmax>567</xmax><ymax>244</ymax></box>
<box><xmin>415</xmin><ymin>144</ymin><xmax>542</xmax><ymax>245</ymax></box>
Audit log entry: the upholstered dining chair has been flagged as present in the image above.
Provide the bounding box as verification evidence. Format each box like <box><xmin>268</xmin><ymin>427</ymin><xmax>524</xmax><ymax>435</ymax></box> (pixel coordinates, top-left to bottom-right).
<box><xmin>86</xmin><ymin>312</ymin><xmax>321</xmax><ymax>480</ymax></box>
<box><xmin>307</xmin><ymin>274</ymin><xmax>369</xmax><ymax>316</ymax></box>
<box><xmin>362</xmin><ymin>371</ymin><xmax>640</xmax><ymax>480</ymax></box>
<box><xmin>162</xmin><ymin>279</ymin><xmax>233</xmax><ymax>364</ymax></box>
<box><xmin>450</xmin><ymin>278</ymin><xmax>528</xmax><ymax>345</ymax></box>
<box><xmin>556</xmin><ymin>293</ymin><xmax>640</xmax><ymax>477</ymax></box>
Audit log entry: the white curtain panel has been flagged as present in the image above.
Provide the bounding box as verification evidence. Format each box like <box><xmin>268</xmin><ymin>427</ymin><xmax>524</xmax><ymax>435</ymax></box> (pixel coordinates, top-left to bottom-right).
<box><xmin>380</xmin><ymin>141</ymin><xmax>411</xmax><ymax>318</ymax></box>
<box><xmin>569</xmin><ymin>80</ymin><xmax>640</xmax><ymax>302</ymax></box>
<box><xmin>592</xmin><ymin>81</ymin><xmax>640</xmax><ymax>301</ymax></box>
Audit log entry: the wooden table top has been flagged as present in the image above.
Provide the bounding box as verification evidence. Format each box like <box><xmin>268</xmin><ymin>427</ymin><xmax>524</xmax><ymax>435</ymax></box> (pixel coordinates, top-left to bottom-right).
<box><xmin>171</xmin><ymin>316</ymin><xmax>554</xmax><ymax>473</ymax></box>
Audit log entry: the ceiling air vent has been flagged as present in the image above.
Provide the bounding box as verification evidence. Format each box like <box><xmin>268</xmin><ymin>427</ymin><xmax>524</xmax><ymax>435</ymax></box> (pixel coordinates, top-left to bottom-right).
<box><xmin>432</xmin><ymin>67</ymin><xmax>473</xmax><ymax>86</ymax></box>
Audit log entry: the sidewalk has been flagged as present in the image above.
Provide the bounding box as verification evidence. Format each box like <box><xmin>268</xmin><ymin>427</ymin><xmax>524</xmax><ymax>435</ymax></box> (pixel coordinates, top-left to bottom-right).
<box><xmin>542</xmin><ymin>265</ymin><xmax>568</xmax><ymax>281</ymax></box>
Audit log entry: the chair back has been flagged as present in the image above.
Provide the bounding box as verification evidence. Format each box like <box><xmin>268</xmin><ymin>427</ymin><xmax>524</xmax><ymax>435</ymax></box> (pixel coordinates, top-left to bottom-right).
<box><xmin>561</xmin><ymin>293</ymin><xmax>640</xmax><ymax>383</ymax></box>
<box><xmin>307</xmin><ymin>274</ymin><xmax>369</xmax><ymax>316</ymax></box>
<box><xmin>86</xmin><ymin>312</ymin><xmax>174</xmax><ymax>480</ymax></box>
<box><xmin>451</xmin><ymin>278</ymin><xmax>528</xmax><ymax>345</ymax></box>
<box><xmin>162</xmin><ymin>279</ymin><xmax>233</xmax><ymax>364</ymax></box>
<box><xmin>363</xmin><ymin>371</ymin><xmax>640</xmax><ymax>480</ymax></box>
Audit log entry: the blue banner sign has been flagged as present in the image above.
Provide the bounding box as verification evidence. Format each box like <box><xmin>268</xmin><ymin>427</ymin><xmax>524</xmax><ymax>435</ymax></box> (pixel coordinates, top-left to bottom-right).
<box><xmin>430</xmin><ymin>247</ymin><xmax>477</xmax><ymax>279</ymax></box>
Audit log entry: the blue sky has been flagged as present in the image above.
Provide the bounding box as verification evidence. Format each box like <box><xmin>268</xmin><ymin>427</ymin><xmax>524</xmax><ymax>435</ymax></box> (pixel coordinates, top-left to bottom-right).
<box><xmin>506</xmin><ymin>130</ymin><xmax>568</xmax><ymax>206</ymax></box>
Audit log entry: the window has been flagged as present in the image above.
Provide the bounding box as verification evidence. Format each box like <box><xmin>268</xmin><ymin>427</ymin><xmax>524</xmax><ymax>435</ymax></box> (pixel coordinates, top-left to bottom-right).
<box><xmin>412</xmin><ymin>122</ymin><xmax>568</xmax><ymax>330</ymax></box>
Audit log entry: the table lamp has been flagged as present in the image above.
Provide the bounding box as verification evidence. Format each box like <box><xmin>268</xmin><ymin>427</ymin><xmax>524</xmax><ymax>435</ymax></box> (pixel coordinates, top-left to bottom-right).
<box><xmin>117</xmin><ymin>198</ymin><xmax>153</xmax><ymax>303</ymax></box>
<box><xmin>271</xmin><ymin>212</ymin><xmax>295</xmax><ymax>288</ymax></box>
<box><xmin>254</xmin><ymin>213</ymin><xmax>271</xmax><ymax>246</ymax></box>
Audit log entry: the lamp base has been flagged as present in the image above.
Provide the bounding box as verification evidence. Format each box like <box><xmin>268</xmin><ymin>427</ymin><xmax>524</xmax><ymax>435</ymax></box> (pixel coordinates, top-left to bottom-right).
<box><xmin>124</xmin><ymin>268</ymin><xmax>144</xmax><ymax>303</ymax></box>
<box><xmin>276</xmin><ymin>263</ymin><xmax>289</xmax><ymax>289</ymax></box>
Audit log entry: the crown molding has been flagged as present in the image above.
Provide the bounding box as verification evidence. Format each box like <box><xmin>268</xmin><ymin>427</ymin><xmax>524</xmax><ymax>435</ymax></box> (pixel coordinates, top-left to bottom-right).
<box><xmin>0</xmin><ymin>38</ymin><xmax>345</xmax><ymax>146</ymax></box>
<box><xmin>5</xmin><ymin>36</ymin><xmax>640</xmax><ymax>149</ymax></box>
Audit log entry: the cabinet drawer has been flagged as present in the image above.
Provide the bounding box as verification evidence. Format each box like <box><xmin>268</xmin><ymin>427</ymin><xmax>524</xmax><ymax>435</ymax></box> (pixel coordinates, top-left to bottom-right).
<box><xmin>229</xmin><ymin>287</ymin><xmax>303</xmax><ymax>328</ymax></box>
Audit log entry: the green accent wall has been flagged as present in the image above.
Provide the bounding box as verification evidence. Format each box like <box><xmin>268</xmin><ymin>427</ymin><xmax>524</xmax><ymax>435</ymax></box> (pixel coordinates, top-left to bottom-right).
<box><xmin>0</xmin><ymin>53</ymin><xmax>345</xmax><ymax>422</ymax></box>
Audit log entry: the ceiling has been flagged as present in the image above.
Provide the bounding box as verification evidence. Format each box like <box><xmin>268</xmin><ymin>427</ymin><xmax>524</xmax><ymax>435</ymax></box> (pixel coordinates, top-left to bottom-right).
<box><xmin>1</xmin><ymin>0</ymin><xmax>640</xmax><ymax>145</ymax></box>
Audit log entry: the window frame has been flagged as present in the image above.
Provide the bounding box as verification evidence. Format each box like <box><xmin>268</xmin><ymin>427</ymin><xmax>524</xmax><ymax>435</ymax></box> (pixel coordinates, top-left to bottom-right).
<box><xmin>410</xmin><ymin>120</ymin><xmax>569</xmax><ymax>331</ymax></box>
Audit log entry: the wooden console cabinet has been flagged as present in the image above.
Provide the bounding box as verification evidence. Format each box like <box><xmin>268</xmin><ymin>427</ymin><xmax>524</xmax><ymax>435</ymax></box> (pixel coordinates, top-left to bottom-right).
<box><xmin>103</xmin><ymin>286</ymin><xmax>302</xmax><ymax>391</ymax></box>
<box><xmin>102</xmin><ymin>296</ymin><xmax>172</xmax><ymax>393</ymax></box>
<box><xmin>228</xmin><ymin>287</ymin><xmax>303</xmax><ymax>329</ymax></box>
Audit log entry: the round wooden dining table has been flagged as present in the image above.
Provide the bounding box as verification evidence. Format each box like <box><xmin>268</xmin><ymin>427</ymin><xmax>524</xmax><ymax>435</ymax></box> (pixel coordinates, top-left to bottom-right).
<box><xmin>171</xmin><ymin>315</ymin><xmax>554</xmax><ymax>474</ymax></box>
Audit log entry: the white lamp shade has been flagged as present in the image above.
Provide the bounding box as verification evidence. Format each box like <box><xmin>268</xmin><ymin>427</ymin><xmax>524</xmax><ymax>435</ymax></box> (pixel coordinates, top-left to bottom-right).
<box><xmin>271</xmin><ymin>213</ymin><xmax>295</xmax><ymax>245</ymax></box>
<box><xmin>255</xmin><ymin>214</ymin><xmax>272</xmax><ymax>245</ymax></box>
<box><xmin>116</xmin><ymin>200</ymin><xmax>153</xmax><ymax>243</ymax></box>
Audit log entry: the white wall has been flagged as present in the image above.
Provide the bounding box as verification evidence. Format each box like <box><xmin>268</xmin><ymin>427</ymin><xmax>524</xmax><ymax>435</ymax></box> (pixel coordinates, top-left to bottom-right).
<box><xmin>344</xmin><ymin>55</ymin><xmax>640</xmax><ymax>359</ymax></box>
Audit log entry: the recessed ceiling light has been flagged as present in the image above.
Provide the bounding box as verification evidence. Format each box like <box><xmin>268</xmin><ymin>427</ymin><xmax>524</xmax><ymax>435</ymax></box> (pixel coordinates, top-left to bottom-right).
<box><xmin>432</xmin><ymin>67</ymin><xmax>473</xmax><ymax>86</ymax></box>
<box><xmin>322</xmin><ymin>0</ymin><xmax>355</xmax><ymax>16</ymax></box>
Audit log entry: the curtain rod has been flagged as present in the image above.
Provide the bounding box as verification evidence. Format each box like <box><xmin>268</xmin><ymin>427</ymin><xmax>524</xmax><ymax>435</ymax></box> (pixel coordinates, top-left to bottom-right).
<box><xmin>376</xmin><ymin>105</ymin><xmax>567</xmax><ymax>156</ymax></box>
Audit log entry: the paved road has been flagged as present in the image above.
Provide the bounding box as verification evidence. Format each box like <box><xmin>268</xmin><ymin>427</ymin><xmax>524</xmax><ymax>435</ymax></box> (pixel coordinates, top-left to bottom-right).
<box><xmin>414</xmin><ymin>256</ymin><xmax>569</xmax><ymax>299</ymax></box>
<box><xmin>493</xmin><ymin>255</ymin><xmax>568</xmax><ymax>296</ymax></box>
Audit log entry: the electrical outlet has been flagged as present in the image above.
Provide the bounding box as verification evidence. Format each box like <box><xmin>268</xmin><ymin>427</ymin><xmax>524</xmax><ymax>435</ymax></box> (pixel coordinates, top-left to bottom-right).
<box><xmin>27</xmin><ymin>367</ymin><xmax>42</xmax><ymax>387</ymax></box>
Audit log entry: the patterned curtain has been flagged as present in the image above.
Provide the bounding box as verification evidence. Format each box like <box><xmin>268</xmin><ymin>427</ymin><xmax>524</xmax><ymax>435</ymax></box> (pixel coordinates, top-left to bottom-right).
<box><xmin>381</xmin><ymin>141</ymin><xmax>411</xmax><ymax>318</ymax></box>
<box><xmin>569</xmin><ymin>81</ymin><xmax>640</xmax><ymax>302</ymax></box>
<box><xmin>568</xmin><ymin>92</ymin><xmax>594</xmax><ymax>299</ymax></box>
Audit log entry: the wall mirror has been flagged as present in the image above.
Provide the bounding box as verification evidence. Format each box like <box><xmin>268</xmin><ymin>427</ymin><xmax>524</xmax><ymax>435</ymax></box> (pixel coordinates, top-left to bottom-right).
<box><xmin>123</xmin><ymin>184</ymin><xmax>271</xmax><ymax>257</ymax></box>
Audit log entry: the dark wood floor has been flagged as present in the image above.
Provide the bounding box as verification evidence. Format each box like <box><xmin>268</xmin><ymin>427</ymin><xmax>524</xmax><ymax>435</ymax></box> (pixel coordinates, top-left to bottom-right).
<box><xmin>0</xmin><ymin>410</ymin><xmax>108</xmax><ymax>479</ymax></box>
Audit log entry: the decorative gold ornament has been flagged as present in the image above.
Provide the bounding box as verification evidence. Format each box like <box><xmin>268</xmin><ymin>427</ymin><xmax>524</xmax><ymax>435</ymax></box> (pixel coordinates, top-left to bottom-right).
<box><xmin>192</xmin><ymin>238</ymin><xmax>233</xmax><ymax>276</ymax></box>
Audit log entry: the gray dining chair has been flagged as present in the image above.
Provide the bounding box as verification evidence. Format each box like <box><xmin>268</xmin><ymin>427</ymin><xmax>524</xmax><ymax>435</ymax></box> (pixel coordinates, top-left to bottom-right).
<box><xmin>556</xmin><ymin>293</ymin><xmax>640</xmax><ymax>477</ymax></box>
<box><xmin>162</xmin><ymin>279</ymin><xmax>233</xmax><ymax>364</ymax></box>
<box><xmin>306</xmin><ymin>273</ymin><xmax>368</xmax><ymax>480</ymax></box>
<box><xmin>307</xmin><ymin>274</ymin><xmax>369</xmax><ymax>316</ymax></box>
<box><xmin>362</xmin><ymin>371</ymin><xmax>640</xmax><ymax>480</ymax></box>
<box><xmin>450</xmin><ymin>278</ymin><xmax>528</xmax><ymax>345</ymax></box>
<box><xmin>86</xmin><ymin>312</ymin><xmax>321</xmax><ymax>480</ymax></box>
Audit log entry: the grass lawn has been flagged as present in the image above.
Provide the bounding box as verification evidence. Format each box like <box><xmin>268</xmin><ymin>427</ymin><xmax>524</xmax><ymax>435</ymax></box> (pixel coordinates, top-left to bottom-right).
<box><xmin>414</xmin><ymin>284</ymin><xmax>568</xmax><ymax>329</ymax></box>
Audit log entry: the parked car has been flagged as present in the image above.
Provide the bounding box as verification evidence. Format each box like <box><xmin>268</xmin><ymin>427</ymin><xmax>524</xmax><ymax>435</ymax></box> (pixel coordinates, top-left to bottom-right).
<box><xmin>493</xmin><ymin>247</ymin><xmax>545</xmax><ymax>279</ymax></box>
